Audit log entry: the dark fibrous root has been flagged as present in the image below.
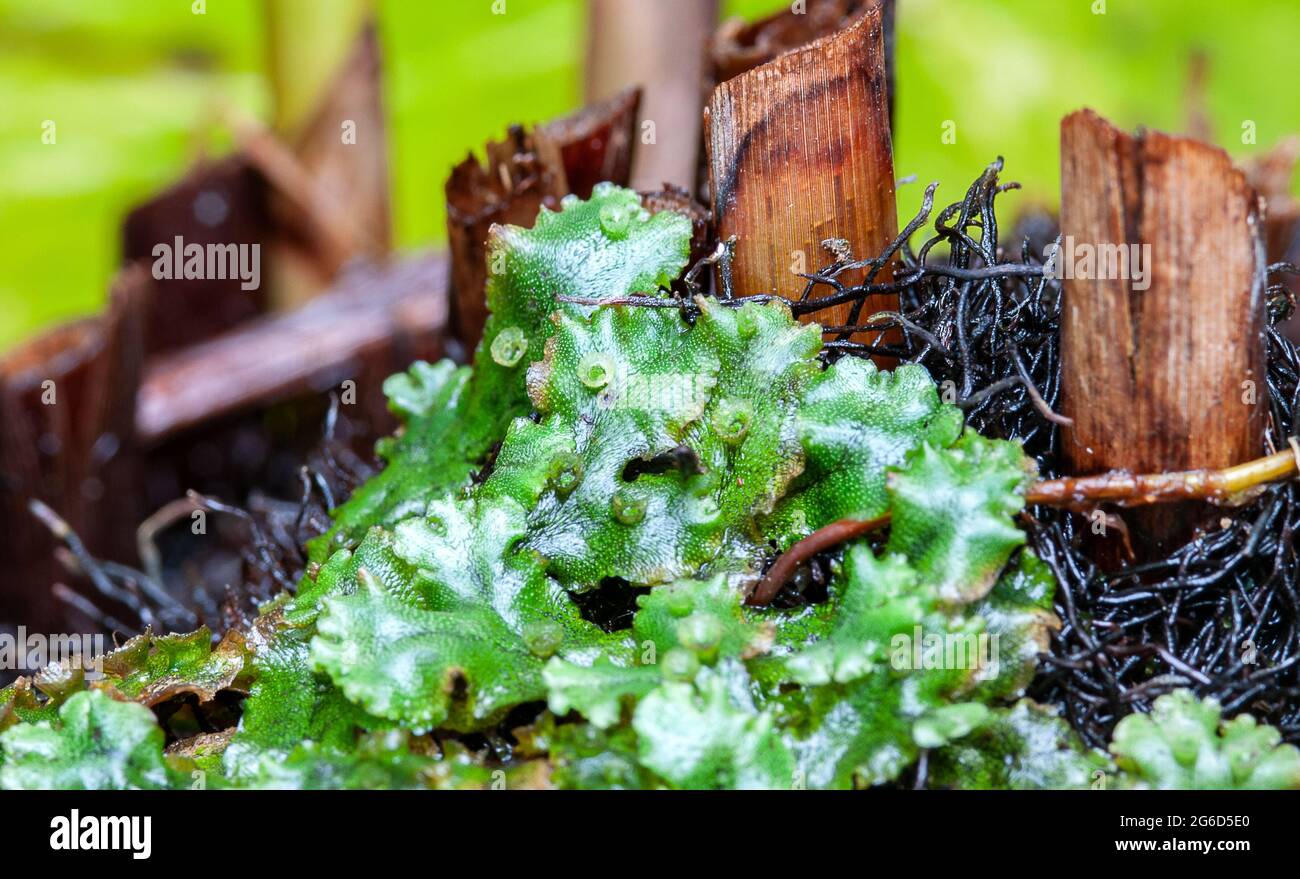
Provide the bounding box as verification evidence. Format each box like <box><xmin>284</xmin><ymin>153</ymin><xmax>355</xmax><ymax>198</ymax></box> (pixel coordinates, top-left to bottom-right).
<box><xmin>31</xmin><ymin>394</ymin><xmax>373</xmax><ymax>640</ymax></box>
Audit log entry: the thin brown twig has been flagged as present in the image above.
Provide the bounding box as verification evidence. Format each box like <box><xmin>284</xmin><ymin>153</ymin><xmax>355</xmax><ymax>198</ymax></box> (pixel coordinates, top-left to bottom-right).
<box><xmin>29</xmin><ymin>500</ymin><xmax>154</xmax><ymax>626</ymax></box>
<box><xmin>746</xmin><ymin>515</ymin><xmax>890</xmax><ymax>606</ymax></box>
<box><xmin>222</xmin><ymin>108</ymin><xmax>366</xmax><ymax>268</ymax></box>
<box><xmin>1025</xmin><ymin>448</ymin><xmax>1299</xmax><ymax>507</ymax></box>
<box><xmin>136</xmin><ymin>496</ymin><xmax>202</xmax><ymax>589</ymax></box>
<box><xmin>747</xmin><ymin>448</ymin><xmax>1300</xmax><ymax>606</ymax></box>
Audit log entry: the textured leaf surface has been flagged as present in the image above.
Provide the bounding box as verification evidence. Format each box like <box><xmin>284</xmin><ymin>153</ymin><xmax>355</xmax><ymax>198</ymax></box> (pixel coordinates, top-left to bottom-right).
<box><xmin>340</xmin><ymin>295</ymin><xmax>1045</xmax><ymax>786</ymax></box>
<box><xmin>543</xmin><ymin>658</ymin><xmax>661</xmax><ymax>729</ymax></box>
<box><xmin>101</xmin><ymin>626</ymin><xmax>250</xmax><ymax>707</ymax></box>
<box><xmin>312</xmin><ymin>568</ymin><xmax>548</xmax><ymax>731</ymax></box>
<box><xmin>750</xmin><ymin>437</ymin><xmax>1052</xmax><ymax>789</ymax></box>
<box><xmin>511</xmin><ymin>298</ymin><xmax>815</xmax><ymax>587</ymax></box>
<box><xmin>234</xmin><ymin>732</ymin><xmax>549</xmax><ymax>790</ymax></box>
<box><xmin>1110</xmin><ymin>690</ymin><xmax>1300</xmax><ymax>790</ymax></box>
<box><xmin>632</xmin><ymin>663</ymin><xmax>794</xmax><ymax>790</ymax></box>
<box><xmin>543</xmin><ymin>572</ymin><xmax>775</xmax><ymax>728</ymax></box>
<box><xmin>309</xmin><ymin>496</ymin><xmax>631</xmax><ymax>731</ymax></box>
<box><xmin>222</xmin><ymin>622</ymin><xmax>374</xmax><ymax>779</ymax></box>
<box><xmin>767</xmin><ymin>357</ymin><xmax>962</xmax><ymax>546</ymax></box>
<box><xmin>499</xmin><ymin>296</ymin><xmax>962</xmax><ymax>592</ymax></box>
<box><xmin>310</xmin><ymin>360</ymin><xmax>478</xmax><ymax>564</ymax></box>
<box><xmin>238</xmin><ymin>739</ymin><xmax>438</xmax><ymax>790</ymax></box>
<box><xmin>886</xmin><ymin>433</ymin><xmax>1034</xmax><ymax>602</ymax></box>
<box><xmin>929</xmin><ymin>700</ymin><xmax>1109</xmax><ymax>789</ymax></box>
<box><xmin>539</xmin><ymin>718</ymin><xmax>662</xmax><ymax>790</ymax></box>
<box><xmin>0</xmin><ymin>690</ymin><xmax>177</xmax><ymax>790</ymax></box>
<box><xmin>759</xmin><ymin>543</ymin><xmax>990</xmax><ymax>788</ymax></box>
<box><xmin>0</xmin><ymin>678</ymin><xmax>58</xmax><ymax>731</ymax></box>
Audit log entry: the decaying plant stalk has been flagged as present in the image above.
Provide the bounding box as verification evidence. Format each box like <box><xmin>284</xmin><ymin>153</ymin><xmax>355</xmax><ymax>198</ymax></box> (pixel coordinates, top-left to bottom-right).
<box><xmin>706</xmin><ymin>3</ymin><xmax>898</xmax><ymax>351</ymax></box>
<box><xmin>1059</xmin><ymin>110</ymin><xmax>1268</xmax><ymax>557</ymax></box>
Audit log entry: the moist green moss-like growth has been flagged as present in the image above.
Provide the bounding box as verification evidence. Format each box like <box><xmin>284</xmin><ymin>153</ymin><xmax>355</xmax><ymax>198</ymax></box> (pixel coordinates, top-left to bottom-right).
<box><xmin>312</xmin><ymin>184</ymin><xmax>694</xmax><ymax>562</ymax></box>
<box><xmin>506</xmin><ymin>298</ymin><xmax>962</xmax><ymax>588</ymax></box>
<box><xmin>100</xmin><ymin>626</ymin><xmax>251</xmax><ymax>706</ymax></box>
<box><xmin>297</xmin><ymin>296</ymin><xmax>970</xmax><ymax>741</ymax></box>
<box><xmin>539</xmin><ymin>435</ymin><xmax>1059</xmax><ymax>789</ymax></box>
<box><xmin>1109</xmin><ymin>690</ymin><xmax>1300</xmax><ymax>790</ymax></box>
<box><xmin>0</xmin><ymin>690</ymin><xmax>184</xmax><ymax>790</ymax></box>
<box><xmin>928</xmin><ymin>699</ymin><xmax>1111</xmax><ymax>789</ymax></box>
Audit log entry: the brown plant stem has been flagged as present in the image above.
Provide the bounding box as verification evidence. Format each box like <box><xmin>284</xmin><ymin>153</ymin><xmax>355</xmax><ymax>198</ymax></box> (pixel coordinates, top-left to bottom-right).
<box><xmin>1025</xmin><ymin>448</ymin><xmax>1299</xmax><ymax>508</ymax></box>
<box><xmin>746</xmin><ymin>515</ymin><xmax>889</xmax><ymax>606</ymax></box>
<box><xmin>706</xmin><ymin>4</ymin><xmax>897</xmax><ymax>352</ymax></box>
<box><xmin>746</xmin><ymin>447</ymin><xmax>1300</xmax><ymax>606</ymax></box>
<box><xmin>586</xmin><ymin>0</ymin><xmax>717</xmax><ymax>190</ymax></box>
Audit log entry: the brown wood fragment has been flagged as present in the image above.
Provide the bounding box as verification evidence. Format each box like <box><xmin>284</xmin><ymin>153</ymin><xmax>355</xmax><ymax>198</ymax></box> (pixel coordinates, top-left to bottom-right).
<box><xmin>136</xmin><ymin>252</ymin><xmax>448</xmax><ymax>445</ymax></box>
<box><xmin>122</xmin><ymin>156</ymin><xmax>272</xmax><ymax>354</ymax></box>
<box><xmin>1059</xmin><ymin>109</ymin><xmax>1267</xmax><ymax>557</ymax></box>
<box><xmin>640</xmin><ymin>185</ymin><xmax>712</xmax><ymax>266</ymax></box>
<box><xmin>711</xmin><ymin>0</ymin><xmax>894</xmax><ymax>121</ymax></box>
<box><xmin>262</xmin><ymin>18</ymin><xmax>392</xmax><ymax>309</ymax></box>
<box><xmin>1248</xmin><ymin>138</ymin><xmax>1300</xmax><ymax>342</ymax></box>
<box><xmin>445</xmin><ymin>126</ymin><xmax>567</xmax><ymax>351</ymax></box>
<box><xmin>0</xmin><ymin>267</ymin><xmax>149</xmax><ymax>633</ymax></box>
<box><xmin>122</xmin><ymin>24</ymin><xmax>392</xmax><ymax>350</ymax></box>
<box><xmin>282</xmin><ymin>21</ymin><xmax>391</xmax><ymax>259</ymax></box>
<box><xmin>540</xmin><ymin>86</ymin><xmax>641</xmax><ymax>200</ymax></box>
<box><xmin>1246</xmin><ymin>137</ymin><xmax>1300</xmax><ymax>266</ymax></box>
<box><xmin>705</xmin><ymin>6</ymin><xmax>898</xmax><ymax>346</ymax></box>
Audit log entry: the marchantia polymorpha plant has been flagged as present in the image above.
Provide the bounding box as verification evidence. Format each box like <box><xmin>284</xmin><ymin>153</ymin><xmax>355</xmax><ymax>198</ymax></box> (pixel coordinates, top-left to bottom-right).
<box><xmin>2</xmin><ymin>184</ymin><xmax>1298</xmax><ymax>790</ymax></box>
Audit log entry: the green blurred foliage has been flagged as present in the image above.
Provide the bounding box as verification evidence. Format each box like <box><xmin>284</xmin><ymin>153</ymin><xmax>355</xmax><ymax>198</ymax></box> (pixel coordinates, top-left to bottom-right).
<box><xmin>2</xmin><ymin>0</ymin><xmax>1298</xmax><ymax>350</ymax></box>
<box><xmin>381</xmin><ymin>0</ymin><xmax>585</xmax><ymax>256</ymax></box>
<box><xmin>0</xmin><ymin>0</ymin><xmax>264</xmax><ymax>349</ymax></box>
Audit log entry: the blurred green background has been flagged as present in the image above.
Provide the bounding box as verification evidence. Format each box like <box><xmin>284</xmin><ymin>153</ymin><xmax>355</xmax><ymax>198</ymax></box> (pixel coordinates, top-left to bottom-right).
<box><xmin>2</xmin><ymin>0</ymin><xmax>1298</xmax><ymax>350</ymax></box>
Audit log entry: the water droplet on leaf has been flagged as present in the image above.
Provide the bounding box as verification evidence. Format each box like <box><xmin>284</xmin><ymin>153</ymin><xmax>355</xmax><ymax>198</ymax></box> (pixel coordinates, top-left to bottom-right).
<box><xmin>712</xmin><ymin>398</ymin><xmax>753</xmax><ymax>444</ymax></box>
<box><xmin>490</xmin><ymin>326</ymin><xmax>528</xmax><ymax>367</ymax></box>
<box><xmin>663</xmin><ymin>583</ymin><xmax>694</xmax><ymax>617</ymax></box>
<box><xmin>736</xmin><ymin>308</ymin><xmax>758</xmax><ymax>339</ymax></box>
<box><xmin>662</xmin><ymin>647</ymin><xmax>700</xmax><ymax>681</ymax></box>
<box><xmin>577</xmin><ymin>352</ymin><xmax>615</xmax><ymax>389</ymax></box>
<box><xmin>677</xmin><ymin>612</ymin><xmax>724</xmax><ymax>660</ymax></box>
<box><xmin>611</xmin><ymin>489</ymin><xmax>646</xmax><ymax>525</ymax></box>
<box><xmin>548</xmin><ymin>453</ymin><xmax>584</xmax><ymax>496</ymax></box>
<box><xmin>522</xmin><ymin>620</ymin><xmax>564</xmax><ymax>658</ymax></box>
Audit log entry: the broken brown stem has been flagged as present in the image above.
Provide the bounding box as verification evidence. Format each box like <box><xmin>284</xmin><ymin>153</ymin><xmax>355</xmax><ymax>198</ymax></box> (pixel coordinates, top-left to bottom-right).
<box><xmin>707</xmin><ymin>3</ymin><xmax>897</xmax><ymax>351</ymax></box>
<box><xmin>746</xmin><ymin>448</ymin><xmax>1300</xmax><ymax>606</ymax></box>
<box><xmin>1025</xmin><ymin>448</ymin><xmax>1299</xmax><ymax>508</ymax></box>
<box><xmin>1059</xmin><ymin>109</ymin><xmax>1267</xmax><ymax>558</ymax></box>
<box><xmin>228</xmin><ymin>112</ymin><xmax>364</xmax><ymax>272</ymax></box>
<box><xmin>586</xmin><ymin>0</ymin><xmax>716</xmax><ymax>190</ymax></box>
